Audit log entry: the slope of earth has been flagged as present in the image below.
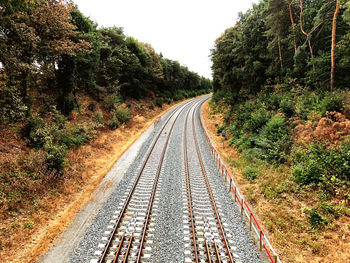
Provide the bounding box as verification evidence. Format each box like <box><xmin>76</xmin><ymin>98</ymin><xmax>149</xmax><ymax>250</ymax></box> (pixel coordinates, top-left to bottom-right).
<box><xmin>202</xmin><ymin>100</ymin><xmax>350</xmax><ymax>263</ymax></box>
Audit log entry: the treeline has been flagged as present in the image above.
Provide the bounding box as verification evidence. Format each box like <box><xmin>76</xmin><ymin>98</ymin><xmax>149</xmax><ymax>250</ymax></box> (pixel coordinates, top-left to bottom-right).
<box><xmin>211</xmin><ymin>0</ymin><xmax>350</xmax><ymax>205</ymax></box>
<box><xmin>0</xmin><ymin>0</ymin><xmax>212</xmax><ymax>122</ymax></box>
<box><xmin>212</xmin><ymin>0</ymin><xmax>349</xmax><ymax>99</ymax></box>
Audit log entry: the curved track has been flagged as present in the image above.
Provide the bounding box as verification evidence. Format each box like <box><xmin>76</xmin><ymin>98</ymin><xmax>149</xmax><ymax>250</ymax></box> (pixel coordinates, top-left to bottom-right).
<box><xmin>183</xmin><ymin>99</ymin><xmax>235</xmax><ymax>263</ymax></box>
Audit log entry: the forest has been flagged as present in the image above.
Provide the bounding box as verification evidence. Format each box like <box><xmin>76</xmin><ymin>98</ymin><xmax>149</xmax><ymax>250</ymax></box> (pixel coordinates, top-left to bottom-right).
<box><xmin>210</xmin><ymin>0</ymin><xmax>350</xmax><ymax>259</ymax></box>
<box><xmin>0</xmin><ymin>0</ymin><xmax>212</xmax><ymax>253</ymax></box>
<box><xmin>212</xmin><ymin>0</ymin><xmax>350</xmax><ymax>195</ymax></box>
<box><xmin>0</xmin><ymin>0</ymin><xmax>211</xmax><ymax>171</ymax></box>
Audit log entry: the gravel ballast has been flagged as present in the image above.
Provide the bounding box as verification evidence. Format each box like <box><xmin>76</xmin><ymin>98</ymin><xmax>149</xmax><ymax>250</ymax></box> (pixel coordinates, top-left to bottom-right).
<box><xmin>52</xmin><ymin>96</ymin><xmax>266</xmax><ymax>263</ymax></box>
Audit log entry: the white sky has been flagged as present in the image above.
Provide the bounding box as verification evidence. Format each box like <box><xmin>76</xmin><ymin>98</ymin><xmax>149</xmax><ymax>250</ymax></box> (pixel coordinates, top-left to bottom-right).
<box><xmin>73</xmin><ymin>0</ymin><xmax>259</xmax><ymax>79</ymax></box>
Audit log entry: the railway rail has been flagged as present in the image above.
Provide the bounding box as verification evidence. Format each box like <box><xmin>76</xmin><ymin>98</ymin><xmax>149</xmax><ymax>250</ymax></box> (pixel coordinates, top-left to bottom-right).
<box><xmin>83</xmin><ymin>95</ymin><xmax>265</xmax><ymax>263</ymax></box>
<box><xmin>96</xmin><ymin>99</ymin><xmax>194</xmax><ymax>263</ymax></box>
<box><xmin>182</xmin><ymin>100</ymin><xmax>235</xmax><ymax>263</ymax></box>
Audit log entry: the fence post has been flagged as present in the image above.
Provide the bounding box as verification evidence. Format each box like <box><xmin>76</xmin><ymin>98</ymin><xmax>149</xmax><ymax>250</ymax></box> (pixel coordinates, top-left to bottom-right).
<box><xmin>259</xmin><ymin>230</ymin><xmax>263</xmax><ymax>251</ymax></box>
<box><xmin>234</xmin><ymin>186</ymin><xmax>237</xmax><ymax>202</ymax></box>
<box><xmin>241</xmin><ymin>198</ymin><xmax>244</xmax><ymax>215</ymax></box>
<box><xmin>273</xmin><ymin>255</ymin><xmax>278</xmax><ymax>263</ymax></box>
<box><xmin>249</xmin><ymin>212</ymin><xmax>252</xmax><ymax>231</ymax></box>
<box><xmin>229</xmin><ymin>178</ymin><xmax>232</xmax><ymax>191</ymax></box>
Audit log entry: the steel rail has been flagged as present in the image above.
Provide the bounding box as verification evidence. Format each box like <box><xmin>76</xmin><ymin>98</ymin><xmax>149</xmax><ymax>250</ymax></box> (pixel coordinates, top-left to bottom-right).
<box><xmin>183</xmin><ymin>100</ymin><xmax>200</xmax><ymax>263</ymax></box>
<box><xmin>135</xmin><ymin>98</ymin><xmax>191</xmax><ymax>262</ymax></box>
<box><xmin>191</xmin><ymin>101</ymin><xmax>235</xmax><ymax>263</ymax></box>
<box><xmin>98</xmin><ymin>99</ymin><xmax>193</xmax><ymax>262</ymax></box>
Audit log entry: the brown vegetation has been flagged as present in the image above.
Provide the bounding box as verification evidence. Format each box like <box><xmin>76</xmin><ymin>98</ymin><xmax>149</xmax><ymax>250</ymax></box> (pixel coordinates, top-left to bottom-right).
<box><xmin>294</xmin><ymin>111</ymin><xmax>350</xmax><ymax>147</ymax></box>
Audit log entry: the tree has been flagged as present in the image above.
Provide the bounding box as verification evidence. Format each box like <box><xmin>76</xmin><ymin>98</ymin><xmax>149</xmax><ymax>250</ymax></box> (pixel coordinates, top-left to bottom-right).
<box><xmin>330</xmin><ymin>0</ymin><xmax>340</xmax><ymax>93</ymax></box>
<box><xmin>289</xmin><ymin>0</ymin><xmax>298</xmax><ymax>53</ymax></box>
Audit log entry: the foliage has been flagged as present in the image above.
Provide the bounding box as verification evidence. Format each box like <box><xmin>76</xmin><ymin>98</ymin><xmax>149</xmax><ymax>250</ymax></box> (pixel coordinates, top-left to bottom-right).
<box><xmin>44</xmin><ymin>143</ymin><xmax>67</xmax><ymax>171</ymax></box>
<box><xmin>155</xmin><ymin>99</ymin><xmax>163</xmax><ymax>108</ymax></box>
<box><xmin>58</xmin><ymin>126</ymin><xmax>88</xmax><ymax>148</ymax></box>
<box><xmin>102</xmin><ymin>93</ymin><xmax>121</xmax><ymax>111</ymax></box>
<box><xmin>113</xmin><ymin>107</ymin><xmax>131</xmax><ymax>124</ymax></box>
<box><xmin>0</xmin><ymin>0</ymin><xmax>212</xmax><ymax>121</ymax></box>
<box><xmin>22</xmin><ymin>117</ymin><xmax>51</xmax><ymax>149</ymax></box>
<box><xmin>305</xmin><ymin>209</ymin><xmax>328</xmax><ymax>229</ymax></box>
<box><xmin>243</xmin><ymin>166</ymin><xmax>260</xmax><ymax>181</ymax></box>
<box><xmin>211</xmin><ymin>0</ymin><xmax>350</xmax><ymax>100</ymax></box>
<box><xmin>292</xmin><ymin>141</ymin><xmax>350</xmax><ymax>187</ymax></box>
<box><xmin>107</xmin><ymin>116</ymin><xmax>120</xmax><ymax>130</ymax></box>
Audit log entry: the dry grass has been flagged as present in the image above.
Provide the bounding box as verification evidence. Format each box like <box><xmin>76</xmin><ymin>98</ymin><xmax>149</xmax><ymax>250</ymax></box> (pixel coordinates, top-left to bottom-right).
<box><xmin>202</xmin><ymin>100</ymin><xmax>350</xmax><ymax>263</ymax></box>
<box><xmin>0</xmin><ymin>97</ymin><xmax>180</xmax><ymax>263</ymax></box>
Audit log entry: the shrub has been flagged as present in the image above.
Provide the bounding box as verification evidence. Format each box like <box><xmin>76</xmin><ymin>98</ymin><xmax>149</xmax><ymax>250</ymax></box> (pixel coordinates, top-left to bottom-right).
<box><xmin>114</xmin><ymin>107</ymin><xmax>131</xmax><ymax>124</ymax></box>
<box><xmin>59</xmin><ymin>126</ymin><xmax>88</xmax><ymax>148</ymax></box>
<box><xmin>155</xmin><ymin>99</ymin><xmax>163</xmax><ymax>108</ymax></box>
<box><xmin>88</xmin><ymin>101</ymin><xmax>97</xmax><ymax>111</ymax></box>
<box><xmin>173</xmin><ymin>92</ymin><xmax>184</xmax><ymax>101</ymax></box>
<box><xmin>53</xmin><ymin>112</ymin><xmax>67</xmax><ymax>129</ymax></box>
<box><xmin>93</xmin><ymin>112</ymin><xmax>104</xmax><ymax>124</ymax></box>
<box><xmin>245</xmin><ymin>111</ymin><xmax>271</xmax><ymax>134</ymax></box>
<box><xmin>164</xmin><ymin>98</ymin><xmax>172</xmax><ymax>104</ymax></box>
<box><xmin>320</xmin><ymin>93</ymin><xmax>344</xmax><ymax>114</ymax></box>
<box><xmin>261</xmin><ymin>115</ymin><xmax>288</xmax><ymax>142</ymax></box>
<box><xmin>22</xmin><ymin>117</ymin><xmax>51</xmax><ymax>149</ymax></box>
<box><xmin>0</xmin><ymin>85</ymin><xmax>28</xmax><ymax>123</ymax></box>
<box><xmin>23</xmin><ymin>221</ymin><xmax>34</xmax><ymax>229</ymax></box>
<box><xmin>107</xmin><ymin>116</ymin><xmax>120</xmax><ymax>130</ymax></box>
<box><xmin>44</xmin><ymin>143</ymin><xmax>67</xmax><ymax>171</ymax></box>
<box><xmin>305</xmin><ymin>209</ymin><xmax>328</xmax><ymax>229</ymax></box>
<box><xmin>280</xmin><ymin>99</ymin><xmax>295</xmax><ymax>118</ymax></box>
<box><xmin>243</xmin><ymin>166</ymin><xmax>259</xmax><ymax>181</ymax></box>
<box><xmin>292</xmin><ymin>141</ymin><xmax>350</xmax><ymax>187</ymax></box>
<box><xmin>102</xmin><ymin>93</ymin><xmax>121</xmax><ymax>111</ymax></box>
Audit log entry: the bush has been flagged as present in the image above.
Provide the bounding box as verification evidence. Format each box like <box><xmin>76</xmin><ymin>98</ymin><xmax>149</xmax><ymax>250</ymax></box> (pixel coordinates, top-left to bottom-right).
<box><xmin>59</xmin><ymin>126</ymin><xmax>88</xmax><ymax>148</ymax></box>
<box><xmin>261</xmin><ymin>115</ymin><xmax>288</xmax><ymax>142</ymax></box>
<box><xmin>22</xmin><ymin>117</ymin><xmax>51</xmax><ymax>149</ymax></box>
<box><xmin>164</xmin><ymin>98</ymin><xmax>172</xmax><ymax>104</ymax></box>
<box><xmin>107</xmin><ymin>116</ymin><xmax>120</xmax><ymax>130</ymax></box>
<box><xmin>155</xmin><ymin>99</ymin><xmax>163</xmax><ymax>108</ymax></box>
<box><xmin>243</xmin><ymin>166</ymin><xmax>259</xmax><ymax>181</ymax></box>
<box><xmin>93</xmin><ymin>112</ymin><xmax>104</xmax><ymax>124</ymax></box>
<box><xmin>44</xmin><ymin>143</ymin><xmax>67</xmax><ymax>171</ymax></box>
<box><xmin>320</xmin><ymin>93</ymin><xmax>344</xmax><ymax>114</ymax></box>
<box><xmin>279</xmin><ymin>99</ymin><xmax>295</xmax><ymax>118</ymax></box>
<box><xmin>305</xmin><ymin>209</ymin><xmax>328</xmax><ymax>229</ymax></box>
<box><xmin>102</xmin><ymin>93</ymin><xmax>121</xmax><ymax>111</ymax></box>
<box><xmin>114</xmin><ymin>107</ymin><xmax>131</xmax><ymax>124</ymax></box>
<box><xmin>292</xmin><ymin>141</ymin><xmax>350</xmax><ymax>186</ymax></box>
<box><xmin>0</xmin><ymin>85</ymin><xmax>28</xmax><ymax>123</ymax></box>
<box><xmin>53</xmin><ymin>112</ymin><xmax>67</xmax><ymax>129</ymax></box>
<box><xmin>245</xmin><ymin>111</ymin><xmax>271</xmax><ymax>134</ymax></box>
<box><xmin>88</xmin><ymin>101</ymin><xmax>97</xmax><ymax>111</ymax></box>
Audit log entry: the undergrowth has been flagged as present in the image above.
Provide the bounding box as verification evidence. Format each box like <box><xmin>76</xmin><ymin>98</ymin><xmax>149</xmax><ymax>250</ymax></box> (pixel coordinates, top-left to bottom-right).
<box><xmin>211</xmin><ymin>86</ymin><xmax>350</xmax><ymax>230</ymax></box>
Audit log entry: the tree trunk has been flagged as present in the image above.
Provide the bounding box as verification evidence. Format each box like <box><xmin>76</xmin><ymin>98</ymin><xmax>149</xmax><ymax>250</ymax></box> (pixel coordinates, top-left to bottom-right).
<box><xmin>278</xmin><ymin>35</ymin><xmax>283</xmax><ymax>69</ymax></box>
<box><xmin>289</xmin><ymin>0</ymin><xmax>297</xmax><ymax>53</ymax></box>
<box><xmin>300</xmin><ymin>0</ymin><xmax>315</xmax><ymax>70</ymax></box>
<box><xmin>331</xmin><ymin>0</ymin><xmax>340</xmax><ymax>94</ymax></box>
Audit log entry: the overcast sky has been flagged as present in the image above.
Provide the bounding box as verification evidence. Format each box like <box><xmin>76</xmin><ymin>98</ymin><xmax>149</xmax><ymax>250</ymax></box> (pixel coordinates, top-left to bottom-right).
<box><xmin>73</xmin><ymin>0</ymin><xmax>259</xmax><ymax>79</ymax></box>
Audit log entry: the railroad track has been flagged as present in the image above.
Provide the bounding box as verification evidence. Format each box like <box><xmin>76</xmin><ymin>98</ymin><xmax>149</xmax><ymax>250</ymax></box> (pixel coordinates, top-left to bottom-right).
<box><xmin>87</xmin><ymin>96</ymin><xmax>251</xmax><ymax>263</ymax></box>
<box><xmin>93</xmin><ymin>98</ymin><xmax>197</xmax><ymax>263</ymax></box>
<box><xmin>182</xmin><ymin>100</ymin><xmax>235</xmax><ymax>263</ymax></box>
